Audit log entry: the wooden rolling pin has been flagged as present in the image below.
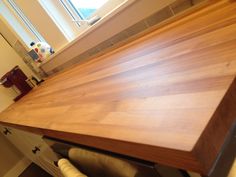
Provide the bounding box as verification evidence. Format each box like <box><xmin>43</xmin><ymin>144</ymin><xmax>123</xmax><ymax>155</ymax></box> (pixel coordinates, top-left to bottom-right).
<box><xmin>58</xmin><ymin>158</ymin><xmax>88</xmax><ymax>177</ymax></box>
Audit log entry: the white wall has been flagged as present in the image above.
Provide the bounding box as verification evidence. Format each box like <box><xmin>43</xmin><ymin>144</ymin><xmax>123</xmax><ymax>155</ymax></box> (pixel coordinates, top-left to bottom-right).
<box><xmin>1</xmin><ymin>0</ymin><xmax>175</xmax><ymax>73</ymax></box>
<box><xmin>41</xmin><ymin>0</ymin><xmax>175</xmax><ymax>73</ymax></box>
<box><xmin>0</xmin><ymin>17</ymin><xmax>17</xmax><ymax>46</ymax></box>
<box><xmin>13</xmin><ymin>0</ymin><xmax>127</xmax><ymax>51</ymax></box>
<box><xmin>14</xmin><ymin>0</ymin><xmax>68</xmax><ymax>50</ymax></box>
<box><xmin>0</xmin><ymin>0</ymin><xmax>37</xmax><ymax>48</ymax></box>
<box><xmin>0</xmin><ymin>16</ymin><xmax>30</xmax><ymax>51</ymax></box>
<box><xmin>0</xmin><ymin>34</ymin><xmax>34</xmax><ymax>112</ymax></box>
<box><xmin>2</xmin><ymin>0</ymin><xmax>174</xmax><ymax>62</ymax></box>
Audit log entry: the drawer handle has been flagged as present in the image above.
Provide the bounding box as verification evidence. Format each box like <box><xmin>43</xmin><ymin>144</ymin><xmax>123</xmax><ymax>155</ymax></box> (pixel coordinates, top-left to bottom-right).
<box><xmin>3</xmin><ymin>128</ymin><xmax>11</xmax><ymax>135</ymax></box>
<box><xmin>32</xmin><ymin>146</ymin><xmax>40</xmax><ymax>154</ymax></box>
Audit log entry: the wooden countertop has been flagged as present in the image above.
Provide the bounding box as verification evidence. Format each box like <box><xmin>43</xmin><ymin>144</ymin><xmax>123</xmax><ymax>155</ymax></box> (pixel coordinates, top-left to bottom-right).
<box><xmin>1</xmin><ymin>0</ymin><xmax>236</xmax><ymax>175</ymax></box>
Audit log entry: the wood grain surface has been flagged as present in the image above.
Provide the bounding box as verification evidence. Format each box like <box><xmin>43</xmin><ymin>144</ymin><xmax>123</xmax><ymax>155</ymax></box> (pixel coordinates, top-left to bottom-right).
<box><xmin>1</xmin><ymin>0</ymin><xmax>236</xmax><ymax>175</ymax></box>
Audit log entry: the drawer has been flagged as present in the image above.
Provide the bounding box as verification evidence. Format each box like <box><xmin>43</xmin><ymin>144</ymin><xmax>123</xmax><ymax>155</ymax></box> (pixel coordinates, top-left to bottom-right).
<box><xmin>45</xmin><ymin>137</ymin><xmax>192</xmax><ymax>177</ymax></box>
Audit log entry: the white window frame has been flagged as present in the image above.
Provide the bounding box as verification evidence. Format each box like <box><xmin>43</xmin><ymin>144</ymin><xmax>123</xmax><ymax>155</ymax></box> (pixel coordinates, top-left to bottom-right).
<box><xmin>7</xmin><ymin>0</ymin><xmax>45</xmax><ymax>42</ymax></box>
<box><xmin>61</xmin><ymin>0</ymin><xmax>108</xmax><ymax>22</ymax></box>
<box><xmin>59</xmin><ymin>0</ymin><xmax>83</xmax><ymax>22</ymax></box>
<box><xmin>63</xmin><ymin>0</ymin><xmax>129</xmax><ymax>24</ymax></box>
<box><xmin>38</xmin><ymin>0</ymin><xmax>82</xmax><ymax>41</ymax></box>
<box><xmin>0</xmin><ymin>0</ymin><xmax>45</xmax><ymax>47</ymax></box>
<box><xmin>63</xmin><ymin>0</ymin><xmax>87</xmax><ymax>20</ymax></box>
<box><xmin>38</xmin><ymin>0</ymin><xmax>129</xmax><ymax>42</ymax></box>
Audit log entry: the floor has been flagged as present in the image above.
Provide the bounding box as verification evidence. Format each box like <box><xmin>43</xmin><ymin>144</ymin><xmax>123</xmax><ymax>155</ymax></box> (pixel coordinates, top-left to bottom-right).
<box><xmin>19</xmin><ymin>163</ymin><xmax>52</xmax><ymax>177</ymax></box>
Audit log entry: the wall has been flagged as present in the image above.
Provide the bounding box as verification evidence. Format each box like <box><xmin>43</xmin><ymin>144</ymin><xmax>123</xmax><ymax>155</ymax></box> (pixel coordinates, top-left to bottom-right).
<box><xmin>0</xmin><ymin>17</ymin><xmax>17</xmax><ymax>46</ymax></box>
<box><xmin>13</xmin><ymin>0</ymin><xmax>126</xmax><ymax>51</ymax></box>
<box><xmin>14</xmin><ymin>0</ymin><xmax>68</xmax><ymax>50</ymax></box>
<box><xmin>2</xmin><ymin>0</ymin><xmax>175</xmax><ymax>74</ymax></box>
<box><xmin>0</xmin><ymin>17</ymin><xmax>47</xmax><ymax>78</ymax></box>
<box><xmin>0</xmin><ymin>34</ymin><xmax>34</xmax><ymax>112</ymax></box>
<box><xmin>0</xmin><ymin>134</ymin><xmax>24</xmax><ymax>177</ymax></box>
<box><xmin>40</xmin><ymin>0</ymin><xmax>175</xmax><ymax>73</ymax></box>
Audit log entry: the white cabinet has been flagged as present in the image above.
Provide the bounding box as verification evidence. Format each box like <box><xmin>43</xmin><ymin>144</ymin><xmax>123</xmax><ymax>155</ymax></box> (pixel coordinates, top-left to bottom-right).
<box><xmin>0</xmin><ymin>125</ymin><xmax>62</xmax><ymax>177</ymax></box>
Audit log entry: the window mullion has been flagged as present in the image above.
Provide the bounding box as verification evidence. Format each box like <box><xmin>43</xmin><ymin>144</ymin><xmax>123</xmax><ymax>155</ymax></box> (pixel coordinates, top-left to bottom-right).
<box><xmin>67</xmin><ymin>0</ymin><xmax>84</xmax><ymax>20</ymax></box>
<box><xmin>59</xmin><ymin>0</ymin><xmax>82</xmax><ymax>27</ymax></box>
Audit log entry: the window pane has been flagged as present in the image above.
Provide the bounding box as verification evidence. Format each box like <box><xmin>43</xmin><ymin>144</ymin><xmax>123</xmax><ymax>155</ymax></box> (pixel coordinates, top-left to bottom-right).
<box><xmin>69</xmin><ymin>0</ymin><xmax>108</xmax><ymax>19</ymax></box>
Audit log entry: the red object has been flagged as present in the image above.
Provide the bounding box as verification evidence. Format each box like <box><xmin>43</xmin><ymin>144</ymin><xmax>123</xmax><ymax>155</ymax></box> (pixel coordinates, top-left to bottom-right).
<box><xmin>0</xmin><ymin>66</ymin><xmax>32</xmax><ymax>101</ymax></box>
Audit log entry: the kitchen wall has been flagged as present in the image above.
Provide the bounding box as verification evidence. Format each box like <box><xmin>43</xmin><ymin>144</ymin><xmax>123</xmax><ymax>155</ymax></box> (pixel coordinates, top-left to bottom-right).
<box><xmin>2</xmin><ymin>0</ymin><xmax>204</xmax><ymax>75</ymax></box>
<box><xmin>40</xmin><ymin>0</ymin><xmax>176</xmax><ymax>73</ymax></box>
<box><xmin>13</xmin><ymin>0</ymin><xmax>128</xmax><ymax>51</ymax></box>
<box><xmin>1</xmin><ymin>0</ymin><xmax>206</xmax><ymax>76</ymax></box>
<box><xmin>3</xmin><ymin>0</ymin><xmax>176</xmax><ymax>73</ymax></box>
<box><xmin>0</xmin><ymin>18</ymin><xmax>47</xmax><ymax>78</ymax></box>
<box><xmin>0</xmin><ymin>34</ymin><xmax>34</xmax><ymax>112</ymax></box>
<box><xmin>14</xmin><ymin>0</ymin><xmax>68</xmax><ymax>50</ymax></box>
<box><xmin>41</xmin><ymin>0</ymin><xmax>208</xmax><ymax>74</ymax></box>
<box><xmin>0</xmin><ymin>18</ymin><xmax>17</xmax><ymax>46</ymax></box>
<box><xmin>3</xmin><ymin>0</ymin><xmax>175</xmax><ymax>52</ymax></box>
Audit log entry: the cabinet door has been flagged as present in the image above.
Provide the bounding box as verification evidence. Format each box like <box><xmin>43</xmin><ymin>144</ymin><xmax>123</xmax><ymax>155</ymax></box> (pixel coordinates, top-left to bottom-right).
<box><xmin>29</xmin><ymin>140</ymin><xmax>63</xmax><ymax>177</ymax></box>
<box><xmin>0</xmin><ymin>126</ymin><xmax>62</xmax><ymax>177</ymax></box>
<box><xmin>0</xmin><ymin>126</ymin><xmax>34</xmax><ymax>160</ymax></box>
<box><xmin>9</xmin><ymin>128</ymin><xmax>62</xmax><ymax>176</ymax></box>
<box><xmin>34</xmin><ymin>156</ymin><xmax>63</xmax><ymax>177</ymax></box>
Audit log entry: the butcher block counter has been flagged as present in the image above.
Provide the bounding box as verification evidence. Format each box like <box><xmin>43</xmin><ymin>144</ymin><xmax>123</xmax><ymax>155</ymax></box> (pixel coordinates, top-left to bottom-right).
<box><xmin>1</xmin><ymin>0</ymin><xmax>236</xmax><ymax>176</ymax></box>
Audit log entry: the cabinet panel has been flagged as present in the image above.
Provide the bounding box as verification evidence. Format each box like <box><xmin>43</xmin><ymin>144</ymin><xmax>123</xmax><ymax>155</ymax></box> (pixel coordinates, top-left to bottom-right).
<box><xmin>34</xmin><ymin>156</ymin><xmax>63</xmax><ymax>177</ymax></box>
<box><xmin>0</xmin><ymin>126</ymin><xmax>34</xmax><ymax>160</ymax></box>
<box><xmin>0</xmin><ymin>125</ymin><xmax>62</xmax><ymax>176</ymax></box>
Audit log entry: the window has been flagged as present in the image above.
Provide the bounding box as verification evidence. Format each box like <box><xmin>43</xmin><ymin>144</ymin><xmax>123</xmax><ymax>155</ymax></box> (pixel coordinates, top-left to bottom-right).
<box><xmin>39</xmin><ymin>0</ymin><xmax>110</xmax><ymax>41</ymax></box>
<box><xmin>68</xmin><ymin>0</ymin><xmax>108</xmax><ymax>19</ymax></box>
<box><xmin>0</xmin><ymin>0</ymin><xmax>45</xmax><ymax>47</ymax></box>
<box><xmin>39</xmin><ymin>0</ymin><xmax>126</xmax><ymax>41</ymax></box>
<box><xmin>38</xmin><ymin>0</ymin><xmax>81</xmax><ymax>41</ymax></box>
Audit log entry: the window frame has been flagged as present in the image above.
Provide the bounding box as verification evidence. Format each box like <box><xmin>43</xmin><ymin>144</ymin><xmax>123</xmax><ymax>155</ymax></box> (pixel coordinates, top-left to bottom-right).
<box><xmin>7</xmin><ymin>0</ymin><xmax>45</xmax><ymax>42</ymax></box>
<box><xmin>38</xmin><ymin>0</ymin><xmax>132</xmax><ymax>44</ymax></box>
<box><xmin>60</xmin><ymin>0</ymin><xmax>109</xmax><ymax>22</ymax></box>
<box><xmin>0</xmin><ymin>0</ymin><xmax>46</xmax><ymax>48</ymax></box>
<box><xmin>67</xmin><ymin>0</ymin><xmax>85</xmax><ymax>20</ymax></box>
<box><xmin>58</xmin><ymin>0</ymin><xmax>82</xmax><ymax>26</ymax></box>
